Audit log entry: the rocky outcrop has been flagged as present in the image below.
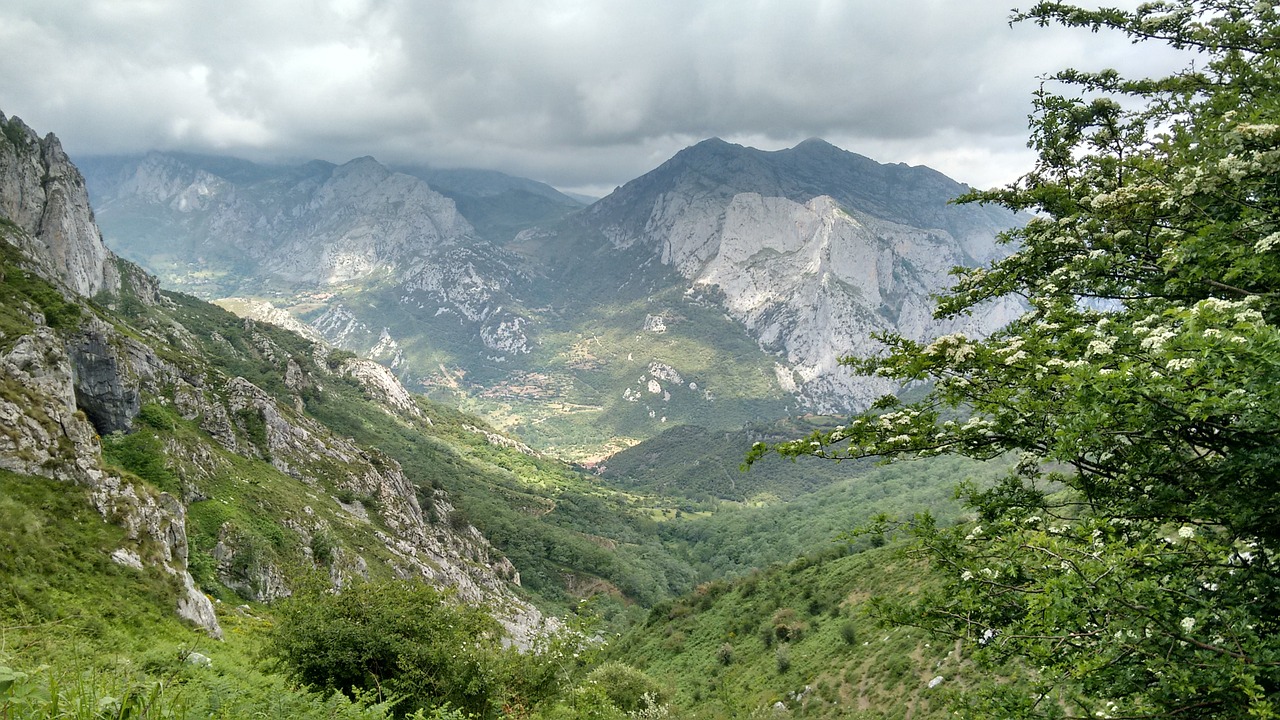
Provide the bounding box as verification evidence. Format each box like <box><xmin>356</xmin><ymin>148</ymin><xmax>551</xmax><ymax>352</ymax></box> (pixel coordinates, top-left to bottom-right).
<box><xmin>688</xmin><ymin>194</ymin><xmax>1021</xmax><ymax>409</ymax></box>
<box><xmin>580</xmin><ymin>139</ymin><xmax>1025</xmax><ymax>412</ymax></box>
<box><xmin>0</xmin><ymin>321</ymin><xmax>222</xmax><ymax>639</ymax></box>
<box><xmin>339</xmin><ymin>357</ymin><xmax>424</xmax><ymax>419</ymax></box>
<box><xmin>0</xmin><ymin>110</ymin><xmax>119</xmax><ymax>298</ymax></box>
<box><xmin>84</xmin><ymin>152</ymin><xmax>477</xmax><ymax>288</ymax></box>
<box><xmin>82</xmin><ymin>152</ymin><xmax>538</xmax><ymax>371</ymax></box>
<box><xmin>215</xmin><ymin>298</ymin><xmax>326</xmax><ymax>344</ymax></box>
<box><xmin>69</xmin><ymin>328</ymin><xmax>141</xmax><ymax>434</ymax></box>
<box><xmin>3</xmin><ymin>116</ymin><xmax>544</xmax><ymax>644</ymax></box>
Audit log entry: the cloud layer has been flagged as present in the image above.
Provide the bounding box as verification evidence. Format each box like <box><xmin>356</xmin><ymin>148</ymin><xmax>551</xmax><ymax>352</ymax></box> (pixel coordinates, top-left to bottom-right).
<box><xmin>0</xmin><ymin>0</ymin><xmax>1189</xmax><ymax>193</ymax></box>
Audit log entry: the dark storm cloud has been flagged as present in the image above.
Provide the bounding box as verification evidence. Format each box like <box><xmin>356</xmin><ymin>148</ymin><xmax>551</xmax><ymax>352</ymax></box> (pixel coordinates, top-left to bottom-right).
<box><xmin>0</xmin><ymin>1</ymin><xmax>1187</xmax><ymax>192</ymax></box>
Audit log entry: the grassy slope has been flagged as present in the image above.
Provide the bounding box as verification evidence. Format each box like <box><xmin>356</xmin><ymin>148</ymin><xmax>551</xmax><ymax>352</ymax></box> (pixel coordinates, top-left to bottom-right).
<box><xmin>659</xmin><ymin>455</ymin><xmax>1006</xmax><ymax>580</ymax></box>
<box><xmin>600</xmin><ymin>418</ymin><xmax>867</xmax><ymax>503</ymax></box>
<box><xmin>607</xmin><ymin>543</ymin><xmax>974</xmax><ymax>719</ymax></box>
<box><xmin>0</xmin><ymin>470</ymin><xmax>395</xmax><ymax>720</ymax></box>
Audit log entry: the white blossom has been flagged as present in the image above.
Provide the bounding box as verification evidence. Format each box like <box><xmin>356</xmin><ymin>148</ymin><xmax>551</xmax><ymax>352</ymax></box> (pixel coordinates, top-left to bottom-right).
<box><xmin>1255</xmin><ymin>231</ymin><xmax>1280</xmax><ymax>253</ymax></box>
<box><xmin>1086</xmin><ymin>339</ymin><xmax>1114</xmax><ymax>357</ymax></box>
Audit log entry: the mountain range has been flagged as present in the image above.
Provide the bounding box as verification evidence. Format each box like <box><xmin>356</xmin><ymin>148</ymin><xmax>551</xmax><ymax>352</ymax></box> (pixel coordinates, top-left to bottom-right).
<box><xmin>79</xmin><ymin>138</ymin><xmax>1024</xmax><ymax>459</ymax></box>
<box><xmin>1</xmin><ymin>107</ymin><xmax>1018</xmax><ymax>718</ymax></box>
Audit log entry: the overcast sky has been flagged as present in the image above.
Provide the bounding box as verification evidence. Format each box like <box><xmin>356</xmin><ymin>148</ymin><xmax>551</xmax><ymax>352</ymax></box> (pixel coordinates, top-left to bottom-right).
<box><xmin>0</xmin><ymin>1</ymin><xmax>1190</xmax><ymax>196</ymax></box>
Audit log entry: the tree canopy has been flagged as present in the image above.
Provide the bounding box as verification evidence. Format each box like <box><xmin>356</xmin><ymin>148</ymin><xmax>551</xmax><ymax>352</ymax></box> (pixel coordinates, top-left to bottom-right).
<box><xmin>759</xmin><ymin>1</ymin><xmax>1280</xmax><ymax>716</ymax></box>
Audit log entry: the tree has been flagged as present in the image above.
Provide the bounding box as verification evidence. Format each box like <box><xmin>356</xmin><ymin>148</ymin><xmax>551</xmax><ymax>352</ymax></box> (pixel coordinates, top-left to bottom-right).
<box><xmin>756</xmin><ymin>2</ymin><xmax>1280</xmax><ymax>716</ymax></box>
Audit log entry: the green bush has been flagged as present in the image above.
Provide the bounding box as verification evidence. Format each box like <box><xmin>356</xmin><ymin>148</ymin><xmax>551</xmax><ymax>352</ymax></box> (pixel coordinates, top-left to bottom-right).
<box><xmin>715</xmin><ymin>642</ymin><xmax>733</xmax><ymax>666</ymax></box>
<box><xmin>268</xmin><ymin>579</ymin><xmax>510</xmax><ymax>718</ymax></box>
<box><xmin>839</xmin><ymin>621</ymin><xmax>857</xmax><ymax>645</ymax></box>
<box><xmin>310</xmin><ymin>531</ymin><xmax>336</xmax><ymax>566</ymax></box>
<box><xmin>580</xmin><ymin>662</ymin><xmax>666</xmax><ymax>715</ymax></box>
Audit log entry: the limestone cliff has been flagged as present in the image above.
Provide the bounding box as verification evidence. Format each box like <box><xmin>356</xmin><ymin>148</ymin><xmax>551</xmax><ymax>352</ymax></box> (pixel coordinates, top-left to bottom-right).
<box><xmin>579</xmin><ymin>138</ymin><xmax>1024</xmax><ymax>411</ymax></box>
<box><xmin>78</xmin><ymin>138</ymin><xmax>1023</xmax><ymax>453</ymax></box>
<box><xmin>0</xmin><ymin>110</ymin><xmax>119</xmax><ymax>298</ymax></box>
<box><xmin>81</xmin><ymin>152</ymin><xmax>532</xmax><ymax>365</ymax></box>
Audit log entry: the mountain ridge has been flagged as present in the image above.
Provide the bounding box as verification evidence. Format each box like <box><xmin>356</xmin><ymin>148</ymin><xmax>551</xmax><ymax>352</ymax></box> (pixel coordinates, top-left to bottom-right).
<box><xmin>0</xmin><ymin>110</ymin><xmax>566</xmax><ymax>645</ymax></box>
<box><xmin>79</xmin><ymin>137</ymin><xmax>1022</xmax><ymax>454</ymax></box>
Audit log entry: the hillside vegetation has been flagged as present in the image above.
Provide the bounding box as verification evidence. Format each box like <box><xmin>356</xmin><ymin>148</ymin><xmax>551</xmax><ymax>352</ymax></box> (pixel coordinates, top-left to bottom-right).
<box><xmin>605</xmin><ymin>543</ymin><xmax>993</xmax><ymax>719</ymax></box>
<box><xmin>3</xmin><ymin>150</ymin><xmax>1013</xmax><ymax>717</ymax></box>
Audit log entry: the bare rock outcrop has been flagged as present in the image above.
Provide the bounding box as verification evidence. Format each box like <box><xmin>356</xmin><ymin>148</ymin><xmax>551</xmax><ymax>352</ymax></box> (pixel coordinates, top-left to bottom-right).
<box><xmin>69</xmin><ymin>328</ymin><xmax>141</xmax><ymax>434</ymax></box>
<box><xmin>0</xmin><ymin>110</ymin><xmax>119</xmax><ymax>298</ymax></box>
<box><xmin>585</xmin><ymin>138</ymin><xmax>1025</xmax><ymax>412</ymax></box>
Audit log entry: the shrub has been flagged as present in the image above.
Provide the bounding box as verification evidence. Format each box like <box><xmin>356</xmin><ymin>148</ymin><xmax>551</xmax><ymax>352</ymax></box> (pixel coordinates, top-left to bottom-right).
<box><xmin>715</xmin><ymin>642</ymin><xmax>733</xmax><ymax>666</ymax></box>
<box><xmin>775</xmin><ymin>646</ymin><xmax>791</xmax><ymax>674</ymax></box>
<box><xmin>310</xmin><ymin>532</ymin><xmax>335</xmax><ymax>566</ymax></box>
<box><xmin>770</xmin><ymin>608</ymin><xmax>806</xmax><ymax>642</ymax></box>
<box><xmin>581</xmin><ymin>662</ymin><xmax>667</xmax><ymax>714</ymax></box>
<box><xmin>268</xmin><ymin>579</ymin><xmax>508</xmax><ymax>718</ymax></box>
<box><xmin>839</xmin><ymin>621</ymin><xmax>857</xmax><ymax>645</ymax></box>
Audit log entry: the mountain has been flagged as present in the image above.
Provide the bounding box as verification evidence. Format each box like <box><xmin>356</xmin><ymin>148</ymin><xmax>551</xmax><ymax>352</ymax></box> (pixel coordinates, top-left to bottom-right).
<box><xmin>4</xmin><ymin>112</ymin><xmax>718</xmax><ymax>652</ymax></box>
<box><xmin>393</xmin><ymin>165</ymin><xmax>586</xmax><ymax>244</ymax></box>
<box><xmin>79</xmin><ymin>139</ymin><xmax>1022</xmax><ymax>458</ymax></box>
<box><xmin>0</xmin><ymin>111</ymin><xmax>575</xmax><ymax>647</ymax></box>
<box><xmin>522</xmin><ymin>137</ymin><xmax>1024</xmax><ymax>412</ymax></box>
<box><xmin>0</xmin><ymin>112</ymin><xmax>119</xmax><ymax>298</ymax></box>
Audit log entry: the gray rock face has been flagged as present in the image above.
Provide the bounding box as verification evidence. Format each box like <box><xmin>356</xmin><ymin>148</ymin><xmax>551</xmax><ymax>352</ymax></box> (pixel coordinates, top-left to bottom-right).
<box><xmin>0</xmin><ymin>110</ymin><xmax>119</xmax><ymax>298</ymax></box>
<box><xmin>0</xmin><ymin>321</ymin><xmax>222</xmax><ymax>639</ymax></box>
<box><xmin>685</xmin><ymin>193</ymin><xmax>1021</xmax><ymax>409</ymax></box>
<box><xmin>69</xmin><ymin>329</ymin><xmax>141</xmax><ymax>434</ymax></box>
<box><xmin>84</xmin><ymin>152</ymin><xmax>476</xmax><ymax>287</ymax></box>
<box><xmin>338</xmin><ymin>357</ymin><xmax>425</xmax><ymax>419</ymax></box>
<box><xmin>580</xmin><ymin>139</ymin><xmax>1025</xmax><ymax>411</ymax></box>
<box><xmin>83</xmin><ymin>152</ymin><xmax>532</xmax><ymax>365</ymax></box>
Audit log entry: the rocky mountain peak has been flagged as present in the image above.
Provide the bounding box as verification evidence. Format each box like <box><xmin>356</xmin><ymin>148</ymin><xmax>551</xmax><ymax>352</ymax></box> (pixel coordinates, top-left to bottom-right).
<box><xmin>0</xmin><ymin>110</ymin><xmax>120</xmax><ymax>298</ymax></box>
<box><xmin>569</xmin><ymin>137</ymin><xmax>1025</xmax><ymax>413</ymax></box>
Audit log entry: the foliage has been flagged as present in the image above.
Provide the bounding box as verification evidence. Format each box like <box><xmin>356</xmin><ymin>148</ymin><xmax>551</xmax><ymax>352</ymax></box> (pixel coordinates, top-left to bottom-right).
<box><xmin>304</xmin><ymin>380</ymin><xmax>698</xmax><ymax>608</ymax></box>
<box><xmin>606</xmin><ymin>544</ymin><xmax>963</xmax><ymax>719</ymax></box>
<box><xmin>600</xmin><ymin>419</ymin><xmax>868</xmax><ymax>503</ymax></box>
<box><xmin>100</xmin><ymin>405</ymin><xmax>181</xmax><ymax>494</ymax></box>
<box><xmin>269</xmin><ymin>578</ymin><xmax>522</xmax><ymax>719</ymax></box>
<box><xmin>0</xmin><ymin>236</ymin><xmax>82</xmax><ymax>347</ymax></box>
<box><xmin>580</xmin><ymin>663</ymin><xmax>667</xmax><ymax>715</ymax></box>
<box><xmin>761</xmin><ymin>2</ymin><xmax>1280</xmax><ymax>716</ymax></box>
<box><xmin>2</xmin><ymin>117</ymin><xmax>29</xmax><ymax>149</ymax></box>
<box><xmin>160</xmin><ymin>290</ymin><xmax>696</xmax><ymax>609</ymax></box>
<box><xmin>0</xmin><ymin>469</ymin><xmax>404</xmax><ymax>720</ymax></box>
<box><xmin>0</xmin><ymin>470</ymin><xmax>181</xmax><ymax>642</ymax></box>
<box><xmin>657</xmin><ymin>454</ymin><xmax>1003</xmax><ymax>580</ymax></box>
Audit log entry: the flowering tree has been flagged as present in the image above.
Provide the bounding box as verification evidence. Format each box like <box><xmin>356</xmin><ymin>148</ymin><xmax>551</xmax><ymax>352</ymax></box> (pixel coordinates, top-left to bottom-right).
<box><xmin>757</xmin><ymin>2</ymin><xmax>1280</xmax><ymax>716</ymax></box>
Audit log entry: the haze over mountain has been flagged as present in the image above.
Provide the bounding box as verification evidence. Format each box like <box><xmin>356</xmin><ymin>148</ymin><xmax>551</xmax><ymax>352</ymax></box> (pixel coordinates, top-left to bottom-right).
<box><xmin>80</xmin><ymin>137</ymin><xmax>1022</xmax><ymax>457</ymax></box>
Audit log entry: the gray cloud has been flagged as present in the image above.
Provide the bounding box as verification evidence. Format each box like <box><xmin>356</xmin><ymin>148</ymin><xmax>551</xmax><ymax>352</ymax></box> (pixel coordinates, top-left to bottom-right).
<box><xmin>0</xmin><ymin>0</ymin><xmax>1190</xmax><ymax>193</ymax></box>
